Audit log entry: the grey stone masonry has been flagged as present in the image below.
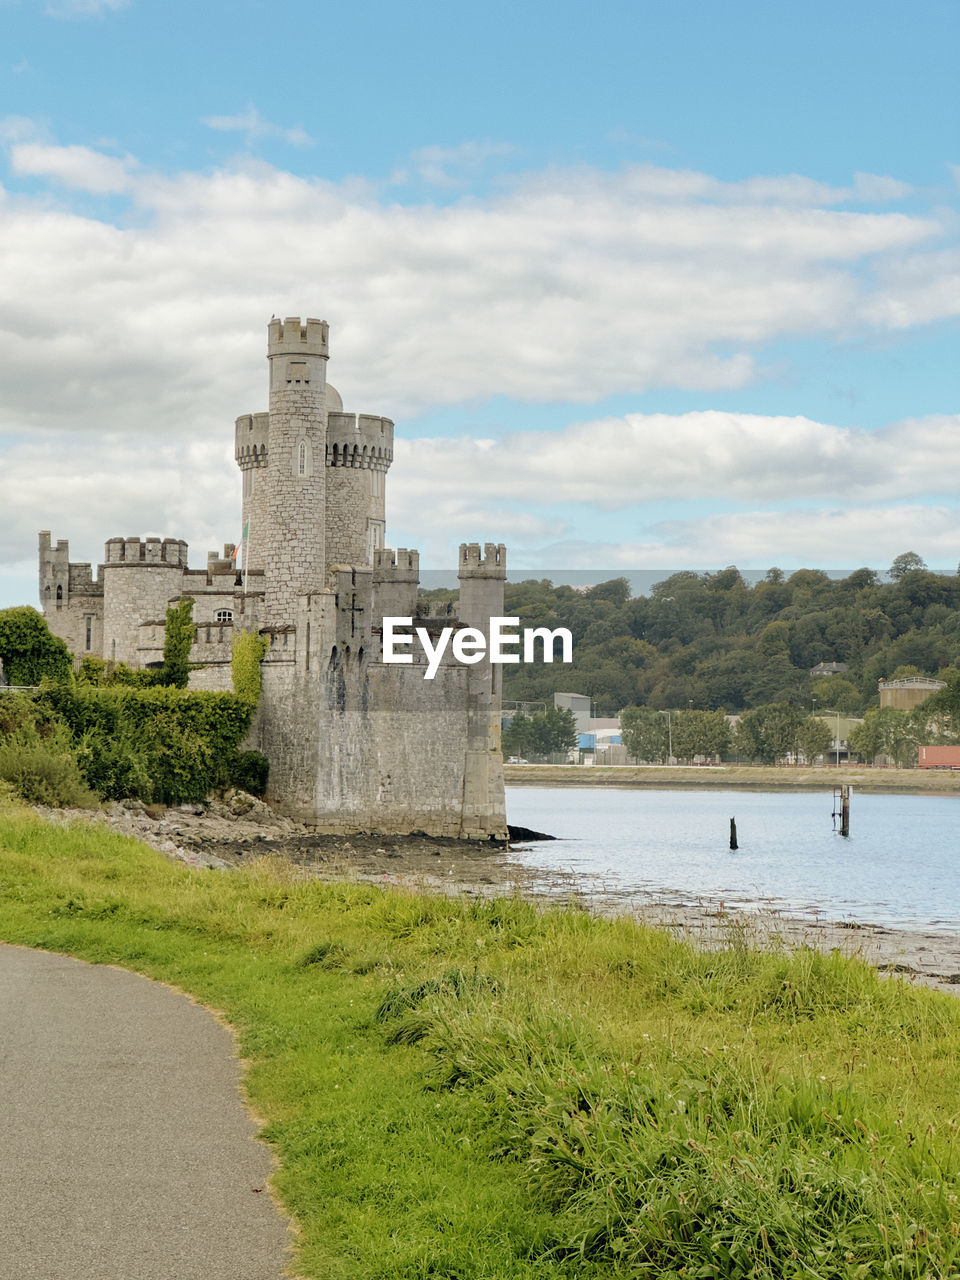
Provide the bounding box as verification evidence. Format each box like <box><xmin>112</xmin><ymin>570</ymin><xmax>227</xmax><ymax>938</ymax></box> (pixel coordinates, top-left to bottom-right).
<box><xmin>40</xmin><ymin>316</ymin><xmax>508</xmax><ymax>840</ymax></box>
<box><xmin>259</xmin><ymin>318</ymin><xmax>329</xmax><ymax>621</ymax></box>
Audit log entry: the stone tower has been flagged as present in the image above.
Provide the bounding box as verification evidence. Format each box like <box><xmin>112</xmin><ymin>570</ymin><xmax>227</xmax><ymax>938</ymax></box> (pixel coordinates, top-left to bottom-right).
<box><xmin>257</xmin><ymin>317</ymin><xmax>329</xmax><ymax>620</ymax></box>
<box><xmin>458</xmin><ymin>543</ymin><xmax>508</xmax><ymax>836</ymax></box>
<box><xmin>41</xmin><ymin>314</ymin><xmax>509</xmax><ymax>841</ymax></box>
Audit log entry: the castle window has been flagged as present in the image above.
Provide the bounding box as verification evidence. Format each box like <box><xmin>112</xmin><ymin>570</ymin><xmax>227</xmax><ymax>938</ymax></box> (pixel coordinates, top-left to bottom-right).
<box><xmin>85</xmin><ymin>616</ymin><xmax>92</xmax><ymax>650</ymax></box>
<box><xmin>215</xmin><ymin>609</ymin><xmax>233</xmax><ymax>623</ymax></box>
<box><xmin>293</xmin><ymin>437</ymin><xmax>312</xmax><ymax>478</ymax></box>
<box><xmin>56</xmin><ymin>585</ymin><xmax>63</xmax><ymax>609</ymax></box>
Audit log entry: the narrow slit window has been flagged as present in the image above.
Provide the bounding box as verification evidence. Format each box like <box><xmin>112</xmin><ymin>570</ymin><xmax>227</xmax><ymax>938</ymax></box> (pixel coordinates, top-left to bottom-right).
<box><xmin>298</xmin><ymin>441</ymin><xmax>306</xmax><ymax>476</ymax></box>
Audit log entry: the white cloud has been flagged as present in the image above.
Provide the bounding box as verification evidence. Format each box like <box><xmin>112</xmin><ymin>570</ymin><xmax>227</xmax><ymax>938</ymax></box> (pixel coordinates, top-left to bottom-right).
<box><xmin>202</xmin><ymin>106</ymin><xmax>313</xmax><ymax>148</ymax></box>
<box><xmin>0</xmin><ymin>153</ymin><xmax>948</xmax><ymax>441</ymax></box>
<box><xmin>0</xmin><ymin>144</ymin><xmax>955</xmax><ymax>595</ymax></box>
<box><xmin>10</xmin><ymin>142</ymin><xmax>134</xmax><ymax>192</ymax></box>
<box><xmin>532</xmin><ymin>505</ymin><xmax>960</xmax><ymax>570</ymax></box>
<box><xmin>392</xmin><ymin>411</ymin><xmax>960</xmax><ymax>510</ymax></box>
<box><xmin>402</xmin><ymin>141</ymin><xmax>515</xmax><ymax>187</ymax></box>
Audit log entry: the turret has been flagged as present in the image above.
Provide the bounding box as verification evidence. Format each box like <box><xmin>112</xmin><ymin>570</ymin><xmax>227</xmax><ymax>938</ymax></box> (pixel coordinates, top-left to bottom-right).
<box><xmin>258</xmin><ymin>317</ymin><xmax>330</xmax><ymax>620</ymax></box>
<box><xmin>373</xmin><ymin>547</ymin><xmax>419</xmax><ymax>621</ymax></box>
<box><xmin>457</xmin><ymin>542</ymin><xmax>507</xmax><ymax>629</ymax></box>
<box><xmin>39</xmin><ymin>530</ymin><xmax>70</xmax><ymax>613</ymax></box>
<box><xmin>457</xmin><ymin>542</ymin><xmax>507</xmax><ymax>841</ymax></box>
<box><xmin>324</xmin><ymin>409</ymin><xmax>394</xmax><ymax>573</ymax></box>
<box><xmin>234</xmin><ymin>412</ymin><xmax>269</xmax><ymax>573</ymax></box>
<box><xmin>101</xmin><ymin>536</ymin><xmax>188</xmax><ymax>665</ymax></box>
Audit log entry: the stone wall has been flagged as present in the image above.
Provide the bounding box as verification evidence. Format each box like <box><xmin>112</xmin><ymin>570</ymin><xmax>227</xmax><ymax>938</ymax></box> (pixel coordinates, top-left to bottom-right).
<box><xmin>102</xmin><ymin>562</ymin><xmax>184</xmax><ymax>666</ymax></box>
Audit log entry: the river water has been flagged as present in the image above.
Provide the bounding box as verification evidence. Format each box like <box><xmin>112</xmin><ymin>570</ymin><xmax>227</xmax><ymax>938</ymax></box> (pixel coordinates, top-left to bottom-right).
<box><xmin>505</xmin><ymin>786</ymin><xmax>960</xmax><ymax>931</ymax></box>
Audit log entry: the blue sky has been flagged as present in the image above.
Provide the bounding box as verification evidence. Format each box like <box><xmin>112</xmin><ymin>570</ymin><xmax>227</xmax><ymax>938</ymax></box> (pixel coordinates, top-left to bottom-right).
<box><xmin>0</xmin><ymin>0</ymin><xmax>958</xmax><ymax>607</ymax></box>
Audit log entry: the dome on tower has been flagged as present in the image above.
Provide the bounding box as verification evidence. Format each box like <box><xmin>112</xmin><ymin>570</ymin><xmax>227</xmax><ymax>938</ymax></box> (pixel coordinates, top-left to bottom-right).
<box><xmin>326</xmin><ymin>383</ymin><xmax>343</xmax><ymax>412</ymax></box>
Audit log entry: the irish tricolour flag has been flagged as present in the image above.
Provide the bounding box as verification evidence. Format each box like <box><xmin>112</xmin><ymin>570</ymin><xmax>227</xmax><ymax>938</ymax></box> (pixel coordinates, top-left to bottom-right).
<box><xmin>230</xmin><ymin>520</ymin><xmax>250</xmax><ymax>565</ymax></box>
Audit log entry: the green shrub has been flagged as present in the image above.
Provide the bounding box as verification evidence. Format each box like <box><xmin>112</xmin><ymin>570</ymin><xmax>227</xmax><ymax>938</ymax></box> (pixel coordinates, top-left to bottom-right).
<box><xmin>0</xmin><ymin>607</ymin><xmax>72</xmax><ymax>686</ymax></box>
<box><xmin>39</xmin><ymin>685</ymin><xmax>254</xmax><ymax>805</ymax></box>
<box><xmin>158</xmin><ymin>598</ymin><xmax>196</xmax><ymax>688</ymax></box>
<box><xmin>0</xmin><ymin>725</ymin><xmax>97</xmax><ymax>808</ymax></box>
<box><xmin>229</xmin><ymin>749</ymin><xmax>269</xmax><ymax>796</ymax></box>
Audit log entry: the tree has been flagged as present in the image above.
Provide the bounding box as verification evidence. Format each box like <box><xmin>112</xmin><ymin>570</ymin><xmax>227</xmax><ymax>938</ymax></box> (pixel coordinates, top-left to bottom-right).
<box><xmin>158</xmin><ymin>598</ymin><xmax>196</xmax><ymax>688</ymax></box>
<box><xmin>503</xmin><ymin>708</ymin><xmax>576</xmax><ymax>759</ymax></box>
<box><xmin>734</xmin><ymin>703</ymin><xmax>803</xmax><ymax>764</ymax></box>
<box><xmin>796</xmin><ymin>715</ymin><xmax>833</xmax><ymax>764</ymax></box>
<box><xmin>849</xmin><ymin>707</ymin><xmax>919</xmax><ymax>767</ymax></box>
<box><xmin>670</xmin><ymin>709</ymin><xmax>730</xmax><ymax>762</ymax></box>
<box><xmin>620</xmin><ymin>706</ymin><xmax>668</xmax><ymax>763</ymax></box>
<box><xmin>0</xmin><ymin>607</ymin><xmax>72</xmax><ymax>686</ymax></box>
<box><xmin>811</xmin><ymin>677</ymin><xmax>861</xmax><ymax>715</ymax></box>
<box><xmin>502</xmin><ymin>711</ymin><xmax>533</xmax><ymax>760</ymax></box>
<box><xmin>889</xmin><ymin>551</ymin><xmax>927</xmax><ymax>581</ymax></box>
<box><xmin>527</xmin><ymin>707</ymin><xmax>578</xmax><ymax>757</ymax></box>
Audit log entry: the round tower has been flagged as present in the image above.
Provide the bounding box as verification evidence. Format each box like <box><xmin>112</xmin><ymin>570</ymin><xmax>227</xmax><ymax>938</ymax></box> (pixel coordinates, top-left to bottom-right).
<box><xmin>258</xmin><ymin>317</ymin><xmax>329</xmax><ymax>620</ymax></box>
<box><xmin>324</xmin><ymin>399</ymin><xmax>394</xmax><ymax>577</ymax></box>
<box><xmin>234</xmin><ymin>412</ymin><xmax>269</xmax><ymax>574</ymax></box>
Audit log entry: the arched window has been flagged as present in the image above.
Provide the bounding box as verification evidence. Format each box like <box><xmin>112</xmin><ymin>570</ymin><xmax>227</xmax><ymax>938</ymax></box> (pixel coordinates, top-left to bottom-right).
<box><xmin>215</xmin><ymin>609</ymin><xmax>233</xmax><ymax>623</ymax></box>
<box><xmin>293</xmin><ymin>437</ymin><xmax>312</xmax><ymax>478</ymax></box>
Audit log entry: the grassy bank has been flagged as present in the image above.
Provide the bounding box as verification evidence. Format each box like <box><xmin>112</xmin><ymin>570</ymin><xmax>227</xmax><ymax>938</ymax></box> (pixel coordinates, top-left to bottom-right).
<box><xmin>2</xmin><ymin>800</ymin><xmax>960</xmax><ymax>1278</ymax></box>
<box><xmin>506</xmin><ymin>762</ymin><xmax>960</xmax><ymax>794</ymax></box>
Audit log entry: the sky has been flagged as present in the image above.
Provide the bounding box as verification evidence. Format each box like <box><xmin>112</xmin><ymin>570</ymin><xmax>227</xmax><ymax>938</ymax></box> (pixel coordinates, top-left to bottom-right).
<box><xmin>0</xmin><ymin>0</ymin><xmax>958</xmax><ymax>608</ymax></box>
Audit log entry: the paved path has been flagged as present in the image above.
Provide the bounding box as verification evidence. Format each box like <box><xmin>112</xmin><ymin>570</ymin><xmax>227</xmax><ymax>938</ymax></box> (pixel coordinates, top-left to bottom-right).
<box><xmin>0</xmin><ymin>945</ymin><xmax>293</xmax><ymax>1279</ymax></box>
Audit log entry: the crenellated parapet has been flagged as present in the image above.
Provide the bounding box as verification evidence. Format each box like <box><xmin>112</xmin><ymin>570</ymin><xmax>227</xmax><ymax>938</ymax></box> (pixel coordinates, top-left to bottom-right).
<box><xmin>267</xmin><ymin>316</ymin><xmax>329</xmax><ymax>358</ymax></box>
<box><xmin>103</xmin><ymin>536</ymin><xmax>188</xmax><ymax>567</ymax></box>
<box><xmin>458</xmin><ymin>542</ymin><xmax>507</xmax><ymax>580</ymax></box>
<box><xmin>373</xmin><ymin>547</ymin><xmax>419</xmax><ymax>581</ymax></box>
<box><xmin>414</xmin><ymin>599</ymin><xmax>457</xmax><ymax>620</ymax></box>
<box><xmin>326</xmin><ymin>412</ymin><xmax>393</xmax><ymax>472</ymax></box>
<box><xmin>234</xmin><ymin>412</ymin><xmax>270</xmax><ymax>469</ymax></box>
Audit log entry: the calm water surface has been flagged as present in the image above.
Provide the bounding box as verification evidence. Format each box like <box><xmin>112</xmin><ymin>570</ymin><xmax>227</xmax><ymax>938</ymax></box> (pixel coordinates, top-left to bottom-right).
<box><xmin>506</xmin><ymin>786</ymin><xmax>960</xmax><ymax>930</ymax></box>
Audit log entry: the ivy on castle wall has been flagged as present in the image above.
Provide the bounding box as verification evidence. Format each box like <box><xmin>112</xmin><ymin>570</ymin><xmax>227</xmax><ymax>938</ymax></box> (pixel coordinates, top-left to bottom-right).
<box><xmin>159</xmin><ymin>597</ymin><xmax>197</xmax><ymax>688</ymax></box>
<box><xmin>231</xmin><ymin>630</ymin><xmax>270</xmax><ymax>705</ymax></box>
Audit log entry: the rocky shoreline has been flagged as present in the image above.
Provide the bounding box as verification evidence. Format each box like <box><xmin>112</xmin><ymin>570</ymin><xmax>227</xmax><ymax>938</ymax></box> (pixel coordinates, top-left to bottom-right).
<box><xmin>33</xmin><ymin>792</ymin><xmax>960</xmax><ymax>998</ymax></box>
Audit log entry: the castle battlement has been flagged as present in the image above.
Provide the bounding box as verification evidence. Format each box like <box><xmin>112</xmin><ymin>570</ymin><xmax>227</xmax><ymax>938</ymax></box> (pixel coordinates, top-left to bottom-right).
<box><xmin>414</xmin><ymin>599</ymin><xmax>457</xmax><ymax>620</ymax></box>
<box><xmin>326</xmin><ymin>412</ymin><xmax>394</xmax><ymax>470</ymax></box>
<box><xmin>234</xmin><ymin>412</ymin><xmax>270</xmax><ymax>467</ymax></box>
<box><xmin>267</xmin><ymin>316</ymin><xmax>329</xmax><ymax>358</ymax></box>
<box><xmin>458</xmin><ymin>542</ymin><xmax>507</xmax><ymax>580</ymax></box>
<box><xmin>373</xmin><ymin>547</ymin><xmax>419</xmax><ymax>580</ymax></box>
<box><xmin>40</xmin><ymin>315</ymin><xmax>507</xmax><ymax>841</ymax></box>
<box><xmin>104</xmin><ymin>536</ymin><xmax>188</xmax><ymax>567</ymax></box>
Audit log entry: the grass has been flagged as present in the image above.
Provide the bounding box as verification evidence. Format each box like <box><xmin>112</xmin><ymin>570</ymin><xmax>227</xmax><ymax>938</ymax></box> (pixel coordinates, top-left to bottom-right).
<box><xmin>2</xmin><ymin>798</ymin><xmax>960</xmax><ymax>1278</ymax></box>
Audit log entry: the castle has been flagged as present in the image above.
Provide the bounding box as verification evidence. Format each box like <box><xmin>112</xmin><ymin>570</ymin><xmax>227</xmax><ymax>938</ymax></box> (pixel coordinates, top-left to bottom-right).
<box><xmin>39</xmin><ymin>317</ymin><xmax>508</xmax><ymax>839</ymax></box>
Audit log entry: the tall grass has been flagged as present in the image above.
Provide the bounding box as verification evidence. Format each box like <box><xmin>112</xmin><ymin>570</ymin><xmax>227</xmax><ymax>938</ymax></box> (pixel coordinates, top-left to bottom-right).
<box><xmin>1</xmin><ymin>800</ymin><xmax>959</xmax><ymax>1278</ymax></box>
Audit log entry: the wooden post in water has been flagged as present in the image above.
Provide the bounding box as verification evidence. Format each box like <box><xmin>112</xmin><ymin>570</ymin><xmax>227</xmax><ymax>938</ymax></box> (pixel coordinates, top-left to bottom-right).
<box><xmin>840</xmin><ymin>784</ymin><xmax>851</xmax><ymax>838</ymax></box>
<box><xmin>730</xmin><ymin>817</ymin><xmax>738</xmax><ymax>850</ymax></box>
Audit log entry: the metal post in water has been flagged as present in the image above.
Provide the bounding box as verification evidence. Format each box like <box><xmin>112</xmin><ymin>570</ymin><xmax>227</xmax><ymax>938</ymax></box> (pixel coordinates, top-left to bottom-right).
<box><xmin>730</xmin><ymin>817</ymin><xmax>738</xmax><ymax>850</ymax></box>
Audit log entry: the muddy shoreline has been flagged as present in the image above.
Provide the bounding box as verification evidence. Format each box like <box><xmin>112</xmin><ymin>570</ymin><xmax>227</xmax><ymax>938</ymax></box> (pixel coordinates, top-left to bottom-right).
<box><xmin>34</xmin><ymin>793</ymin><xmax>960</xmax><ymax>998</ymax></box>
<box><xmin>505</xmin><ymin>763</ymin><xmax>960</xmax><ymax>795</ymax></box>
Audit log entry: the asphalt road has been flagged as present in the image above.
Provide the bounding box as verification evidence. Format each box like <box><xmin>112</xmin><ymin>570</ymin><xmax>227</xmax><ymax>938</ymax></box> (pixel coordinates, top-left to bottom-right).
<box><xmin>0</xmin><ymin>944</ymin><xmax>293</xmax><ymax>1279</ymax></box>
